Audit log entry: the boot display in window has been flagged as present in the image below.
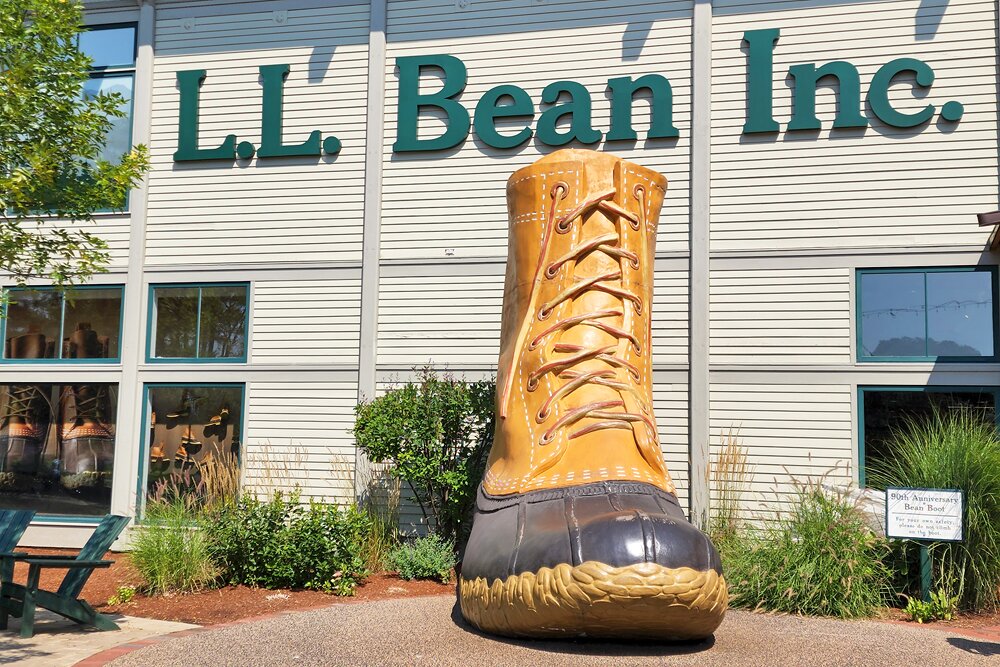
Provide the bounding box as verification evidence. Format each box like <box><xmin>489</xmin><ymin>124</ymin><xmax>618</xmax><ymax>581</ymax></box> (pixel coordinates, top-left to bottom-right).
<box><xmin>60</xmin><ymin>324</ymin><xmax>114</xmax><ymax>490</ymax></box>
<box><xmin>0</xmin><ymin>333</ymin><xmax>52</xmax><ymax>491</ymax></box>
<box><xmin>459</xmin><ymin>150</ymin><xmax>727</xmax><ymax>640</ymax></box>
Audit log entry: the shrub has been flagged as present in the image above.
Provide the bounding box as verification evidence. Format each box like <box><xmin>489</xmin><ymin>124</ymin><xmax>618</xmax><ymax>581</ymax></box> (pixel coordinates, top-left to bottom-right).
<box><xmin>107</xmin><ymin>585</ymin><xmax>136</xmax><ymax>606</ymax></box>
<box><xmin>131</xmin><ymin>498</ymin><xmax>219</xmax><ymax>595</ymax></box>
<box><xmin>204</xmin><ymin>490</ymin><xmax>372</xmax><ymax>595</ymax></box>
<box><xmin>723</xmin><ymin>483</ymin><xmax>891</xmax><ymax>618</ymax></box>
<box><xmin>867</xmin><ymin>409</ymin><xmax>1000</xmax><ymax>612</ymax></box>
<box><xmin>904</xmin><ymin>589</ymin><xmax>958</xmax><ymax>623</ymax></box>
<box><xmin>390</xmin><ymin>534</ymin><xmax>457</xmax><ymax>583</ymax></box>
<box><xmin>353</xmin><ymin>368</ymin><xmax>494</xmax><ymax>546</ymax></box>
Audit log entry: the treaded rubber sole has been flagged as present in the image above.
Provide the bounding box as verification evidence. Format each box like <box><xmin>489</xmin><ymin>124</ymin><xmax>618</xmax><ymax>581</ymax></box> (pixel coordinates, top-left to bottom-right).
<box><xmin>459</xmin><ymin>561</ymin><xmax>727</xmax><ymax>641</ymax></box>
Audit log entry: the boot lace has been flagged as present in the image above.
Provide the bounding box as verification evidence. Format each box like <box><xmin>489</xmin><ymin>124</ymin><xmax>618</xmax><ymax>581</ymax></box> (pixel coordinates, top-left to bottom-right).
<box><xmin>503</xmin><ymin>181</ymin><xmax>654</xmax><ymax>446</ymax></box>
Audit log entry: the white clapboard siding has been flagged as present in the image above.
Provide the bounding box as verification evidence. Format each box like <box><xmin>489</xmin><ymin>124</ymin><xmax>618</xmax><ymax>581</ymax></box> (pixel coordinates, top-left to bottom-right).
<box><xmin>653</xmin><ymin>269</ymin><xmax>689</xmax><ymax>364</ymax></box>
<box><xmin>653</xmin><ymin>381</ymin><xmax>691</xmax><ymax>513</ymax></box>
<box><xmin>378</xmin><ymin>269</ymin><xmax>505</xmax><ymax>367</ymax></box>
<box><xmin>711</xmin><ymin>0</ymin><xmax>998</xmax><ymax>251</ymax></box>
<box><xmin>244</xmin><ymin>380</ymin><xmax>360</xmax><ymax>504</ymax></box>
<box><xmin>382</xmin><ymin>0</ymin><xmax>693</xmax><ymax>261</ymax></box>
<box><xmin>710</xmin><ymin>267</ymin><xmax>852</xmax><ymax>364</ymax></box>
<box><xmin>709</xmin><ymin>383</ymin><xmax>854</xmax><ymax>517</ymax></box>
<box><xmin>145</xmin><ymin>2</ymin><xmax>370</xmax><ymax>266</ymax></box>
<box><xmin>35</xmin><ymin>217</ymin><xmax>130</xmax><ymax>270</ymax></box>
<box><xmin>252</xmin><ymin>277</ymin><xmax>362</xmax><ymax>365</ymax></box>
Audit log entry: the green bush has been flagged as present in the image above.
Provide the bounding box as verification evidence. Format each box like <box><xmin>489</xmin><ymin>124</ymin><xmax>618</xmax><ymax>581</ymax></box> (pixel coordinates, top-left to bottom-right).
<box><xmin>868</xmin><ymin>409</ymin><xmax>1000</xmax><ymax>612</ymax></box>
<box><xmin>131</xmin><ymin>498</ymin><xmax>219</xmax><ymax>595</ymax></box>
<box><xmin>722</xmin><ymin>484</ymin><xmax>891</xmax><ymax>618</ymax></box>
<box><xmin>204</xmin><ymin>490</ymin><xmax>373</xmax><ymax>595</ymax></box>
<box><xmin>389</xmin><ymin>534</ymin><xmax>457</xmax><ymax>583</ymax></box>
<box><xmin>353</xmin><ymin>368</ymin><xmax>494</xmax><ymax>546</ymax></box>
<box><xmin>904</xmin><ymin>589</ymin><xmax>958</xmax><ymax>623</ymax></box>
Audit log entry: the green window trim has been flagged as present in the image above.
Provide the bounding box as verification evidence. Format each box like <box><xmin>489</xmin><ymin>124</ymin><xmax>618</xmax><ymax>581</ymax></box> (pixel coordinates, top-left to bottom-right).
<box><xmin>146</xmin><ymin>282</ymin><xmax>250</xmax><ymax>363</ymax></box>
<box><xmin>0</xmin><ymin>285</ymin><xmax>125</xmax><ymax>364</ymax></box>
<box><xmin>856</xmin><ymin>266</ymin><xmax>1000</xmax><ymax>363</ymax></box>
<box><xmin>857</xmin><ymin>385</ymin><xmax>1000</xmax><ymax>487</ymax></box>
<box><xmin>135</xmin><ymin>382</ymin><xmax>246</xmax><ymax>520</ymax></box>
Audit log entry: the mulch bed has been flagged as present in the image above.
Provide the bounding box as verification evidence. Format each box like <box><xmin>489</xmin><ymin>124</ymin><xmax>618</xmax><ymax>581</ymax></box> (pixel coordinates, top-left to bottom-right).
<box><xmin>10</xmin><ymin>548</ymin><xmax>454</xmax><ymax>626</ymax></box>
<box><xmin>878</xmin><ymin>606</ymin><xmax>1000</xmax><ymax>634</ymax></box>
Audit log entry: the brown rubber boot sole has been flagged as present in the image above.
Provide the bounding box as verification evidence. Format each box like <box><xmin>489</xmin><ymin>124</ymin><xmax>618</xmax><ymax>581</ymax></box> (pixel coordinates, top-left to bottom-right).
<box><xmin>459</xmin><ymin>561</ymin><xmax>727</xmax><ymax>640</ymax></box>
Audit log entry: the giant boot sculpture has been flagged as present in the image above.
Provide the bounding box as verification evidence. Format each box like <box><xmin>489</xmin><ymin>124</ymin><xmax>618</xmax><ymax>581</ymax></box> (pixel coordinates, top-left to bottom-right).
<box><xmin>0</xmin><ymin>333</ymin><xmax>51</xmax><ymax>491</ymax></box>
<box><xmin>459</xmin><ymin>150</ymin><xmax>727</xmax><ymax>640</ymax></box>
<box><xmin>60</xmin><ymin>323</ymin><xmax>115</xmax><ymax>490</ymax></box>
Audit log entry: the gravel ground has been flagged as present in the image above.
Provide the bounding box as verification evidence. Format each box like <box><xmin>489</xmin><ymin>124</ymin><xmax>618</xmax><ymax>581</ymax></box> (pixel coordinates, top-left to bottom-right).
<box><xmin>109</xmin><ymin>595</ymin><xmax>999</xmax><ymax>667</ymax></box>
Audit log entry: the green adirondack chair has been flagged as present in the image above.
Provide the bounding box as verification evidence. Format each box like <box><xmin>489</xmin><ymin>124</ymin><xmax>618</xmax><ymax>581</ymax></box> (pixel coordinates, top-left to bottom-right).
<box><xmin>0</xmin><ymin>513</ymin><xmax>129</xmax><ymax>638</ymax></box>
<box><xmin>0</xmin><ymin>510</ymin><xmax>34</xmax><ymax>554</ymax></box>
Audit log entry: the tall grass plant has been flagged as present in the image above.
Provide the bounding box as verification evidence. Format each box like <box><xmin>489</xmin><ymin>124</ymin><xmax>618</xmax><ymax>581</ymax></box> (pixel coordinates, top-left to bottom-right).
<box><xmin>130</xmin><ymin>497</ymin><xmax>219</xmax><ymax>595</ymax></box>
<box><xmin>868</xmin><ymin>408</ymin><xmax>1000</xmax><ymax>611</ymax></box>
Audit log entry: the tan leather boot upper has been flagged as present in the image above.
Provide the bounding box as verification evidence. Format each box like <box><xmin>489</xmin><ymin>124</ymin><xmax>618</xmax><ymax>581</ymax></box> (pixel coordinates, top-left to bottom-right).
<box><xmin>484</xmin><ymin>149</ymin><xmax>674</xmax><ymax>497</ymax></box>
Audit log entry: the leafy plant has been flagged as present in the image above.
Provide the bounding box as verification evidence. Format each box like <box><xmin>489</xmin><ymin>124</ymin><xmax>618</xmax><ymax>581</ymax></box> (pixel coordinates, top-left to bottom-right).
<box><xmin>131</xmin><ymin>498</ymin><xmax>219</xmax><ymax>595</ymax></box>
<box><xmin>904</xmin><ymin>589</ymin><xmax>958</xmax><ymax>623</ymax></box>
<box><xmin>203</xmin><ymin>490</ymin><xmax>373</xmax><ymax>596</ymax></box>
<box><xmin>390</xmin><ymin>534</ymin><xmax>457</xmax><ymax>583</ymax></box>
<box><xmin>353</xmin><ymin>369</ymin><xmax>494</xmax><ymax>546</ymax></box>
<box><xmin>868</xmin><ymin>408</ymin><xmax>1000</xmax><ymax>612</ymax></box>
<box><xmin>722</xmin><ymin>483</ymin><xmax>891</xmax><ymax>618</ymax></box>
<box><xmin>107</xmin><ymin>585</ymin><xmax>136</xmax><ymax>606</ymax></box>
<box><xmin>0</xmin><ymin>0</ymin><xmax>149</xmax><ymax>288</ymax></box>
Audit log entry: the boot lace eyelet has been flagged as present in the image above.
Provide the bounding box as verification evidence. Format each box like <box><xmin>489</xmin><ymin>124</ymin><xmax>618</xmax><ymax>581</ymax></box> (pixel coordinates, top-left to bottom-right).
<box><xmin>633</xmin><ymin>341</ymin><xmax>642</xmax><ymax>355</ymax></box>
<box><xmin>526</xmin><ymin>376</ymin><xmax>539</xmax><ymax>392</ymax></box>
<box><xmin>540</xmin><ymin>430</ymin><xmax>555</xmax><ymax>445</ymax></box>
<box><xmin>544</xmin><ymin>263</ymin><xmax>558</xmax><ymax>278</ymax></box>
<box><xmin>535</xmin><ymin>407</ymin><xmax>550</xmax><ymax>423</ymax></box>
<box><xmin>630</xmin><ymin>184</ymin><xmax>646</xmax><ymax>231</ymax></box>
<box><xmin>629</xmin><ymin>257</ymin><xmax>640</xmax><ymax>270</ymax></box>
<box><xmin>538</xmin><ymin>305</ymin><xmax>552</xmax><ymax>320</ymax></box>
<box><xmin>551</xmin><ymin>182</ymin><xmax>569</xmax><ymax>200</ymax></box>
<box><xmin>634</xmin><ymin>298</ymin><xmax>643</xmax><ymax>315</ymax></box>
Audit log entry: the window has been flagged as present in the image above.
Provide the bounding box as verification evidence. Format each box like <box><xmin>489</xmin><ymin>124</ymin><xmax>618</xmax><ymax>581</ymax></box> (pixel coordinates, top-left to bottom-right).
<box><xmin>859</xmin><ymin>386</ymin><xmax>999</xmax><ymax>486</ymax></box>
<box><xmin>2</xmin><ymin>287</ymin><xmax>124</xmax><ymax>362</ymax></box>
<box><xmin>148</xmin><ymin>284</ymin><xmax>249</xmax><ymax>361</ymax></box>
<box><xmin>0</xmin><ymin>383</ymin><xmax>118</xmax><ymax>516</ymax></box>
<box><xmin>142</xmin><ymin>384</ymin><xmax>243</xmax><ymax>506</ymax></box>
<box><xmin>857</xmin><ymin>268</ymin><xmax>998</xmax><ymax>361</ymax></box>
<box><xmin>79</xmin><ymin>24</ymin><xmax>136</xmax><ymax>167</ymax></box>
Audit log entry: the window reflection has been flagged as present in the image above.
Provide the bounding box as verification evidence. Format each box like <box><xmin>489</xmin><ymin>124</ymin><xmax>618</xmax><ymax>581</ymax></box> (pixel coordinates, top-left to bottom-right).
<box><xmin>150</xmin><ymin>285</ymin><xmax>248</xmax><ymax>360</ymax></box>
<box><xmin>859</xmin><ymin>269</ymin><xmax>996</xmax><ymax>360</ymax></box>
<box><xmin>146</xmin><ymin>385</ymin><xmax>242</xmax><ymax>506</ymax></box>
<box><xmin>0</xmin><ymin>383</ymin><xmax>117</xmax><ymax>516</ymax></box>
<box><xmin>4</xmin><ymin>288</ymin><xmax>123</xmax><ymax>361</ymax></box>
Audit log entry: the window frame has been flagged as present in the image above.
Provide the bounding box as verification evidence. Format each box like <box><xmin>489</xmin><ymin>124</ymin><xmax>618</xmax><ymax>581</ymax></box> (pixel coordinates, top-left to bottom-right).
<box><xmin>856</xmin><ymin>266</ymin><xmax>1000</xmax><ymax>363</ymax></box>
<box><xmin>857</xmin><ymin>385</ymin><xmax>1000</xmax><ymax>486</ymax></box>
<box><xmin>146</xmin><ymin>282</ymin><xmax>250</xmax><ymax>363</ymax></box>
<box><xmin>0</xmin><ymin>285</ymin><xmax>125</xmax><ymax>364</ymax></box>
<box><xmin>80</xmin><ymin>22</ymin><xmax>138</xmax><ymax>215</ymax></box>
<box><xmin>136</xmin><ymin>382</ymin><xmax>246</xmax><ymax>519</ymax></box>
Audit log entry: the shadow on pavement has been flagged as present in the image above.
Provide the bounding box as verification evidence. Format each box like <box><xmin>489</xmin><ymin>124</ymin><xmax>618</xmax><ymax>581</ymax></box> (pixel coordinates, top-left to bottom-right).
<box><xmin>448</xmin><ymin>599</ymin><xmax>716</xmax><ymax>657</ymax></box>
<box><xmin>946</xmin><ymin>637</ymin><xmax>1000</xmax><ymax>656</ymax></box>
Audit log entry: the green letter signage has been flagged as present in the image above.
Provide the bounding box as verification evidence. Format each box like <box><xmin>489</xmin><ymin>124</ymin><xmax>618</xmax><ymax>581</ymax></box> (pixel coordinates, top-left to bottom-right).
<box><xmin>607</xmin><ymin>74</ymin><xmax>678</xmax><ymax>141</ymax></box>
<box><xmin>257</xmin><ymin>64</ymin><xmax>326</xmax><ymax>158</ymax></box>
<box><xmin>536</xmin><ymin>81</ymin><xmax>602</xmax><ymax>146</ymax></box>
<box><xmin>394</xmin><ymin>55</ymin><xmax>470</xmax><ymax>152</ymax></box>
<box><xmin>474</xmin><ymin>85</ymin><xmax>534</xmax><ymax>149</ymax></box>
<box><xmin>867</xmin><ymin>58</ymin><xmax>936</xmax><ymax>128</ymax></box>
<box><xmin>787</xmin><ymin>61</ymin><xmax>867</xmax><ymax>131</ymax></box>
<box><xmin>173</xmin><ymin>70</ymin><xmax>236</xmax><ymax>161</ymax></box>
<box><xmin>742</xmin><ymin>28</ymin><xmax>780</xmax><ymax>134</ymax></box>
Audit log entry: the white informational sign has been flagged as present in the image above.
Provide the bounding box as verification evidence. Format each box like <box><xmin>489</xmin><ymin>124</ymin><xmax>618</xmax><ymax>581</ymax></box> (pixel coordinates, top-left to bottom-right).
<box><xmin>885</xmin><ymin>487</ymin><xmax>963</xmax><ymax>542</ymax></box>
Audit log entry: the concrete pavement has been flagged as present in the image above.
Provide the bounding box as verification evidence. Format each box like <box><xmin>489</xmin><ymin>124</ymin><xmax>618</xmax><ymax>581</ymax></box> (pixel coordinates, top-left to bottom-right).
<box><xmin>0</xmin><ymin>610</ymin><xmax>194</xmax><ymax>667</ymax></box>
<box><xmin>102</xmin><ymin>595</ymin><xmax>999</xmax><ymax>667</ymax></box>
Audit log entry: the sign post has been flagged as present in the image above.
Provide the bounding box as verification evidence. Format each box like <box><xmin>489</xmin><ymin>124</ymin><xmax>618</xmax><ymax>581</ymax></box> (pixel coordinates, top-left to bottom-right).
<box><xmin>885</xmin><ymin>487</ymin><xmax>963</xmax><ymax>602</ymax></box>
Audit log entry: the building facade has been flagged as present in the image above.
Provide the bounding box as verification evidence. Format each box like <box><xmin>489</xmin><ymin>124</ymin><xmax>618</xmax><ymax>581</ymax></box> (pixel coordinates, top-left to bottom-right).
<box><xmin>3</xmin><ymin>0</ymin><xmax>997</xmax><ymax>547</ymax></box>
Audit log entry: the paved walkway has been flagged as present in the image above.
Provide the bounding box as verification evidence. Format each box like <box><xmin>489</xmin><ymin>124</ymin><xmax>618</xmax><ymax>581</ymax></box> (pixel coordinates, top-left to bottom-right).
<box><xmin>0</xmin><ymin>610</ymin><xmax>194</xmax><ymax>667</ymax></box>
<box><xmin>102</xmin><ymin>595</ymin><xmax>998</xmax><ymax>667</ymax></box>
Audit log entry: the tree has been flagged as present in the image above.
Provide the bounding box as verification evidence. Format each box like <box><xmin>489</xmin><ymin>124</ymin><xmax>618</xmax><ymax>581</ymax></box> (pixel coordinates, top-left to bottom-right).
<box><xmin>0</xmin><ymin>0</ymin><xmax>149</xmax><ymax>288</ymax></box>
